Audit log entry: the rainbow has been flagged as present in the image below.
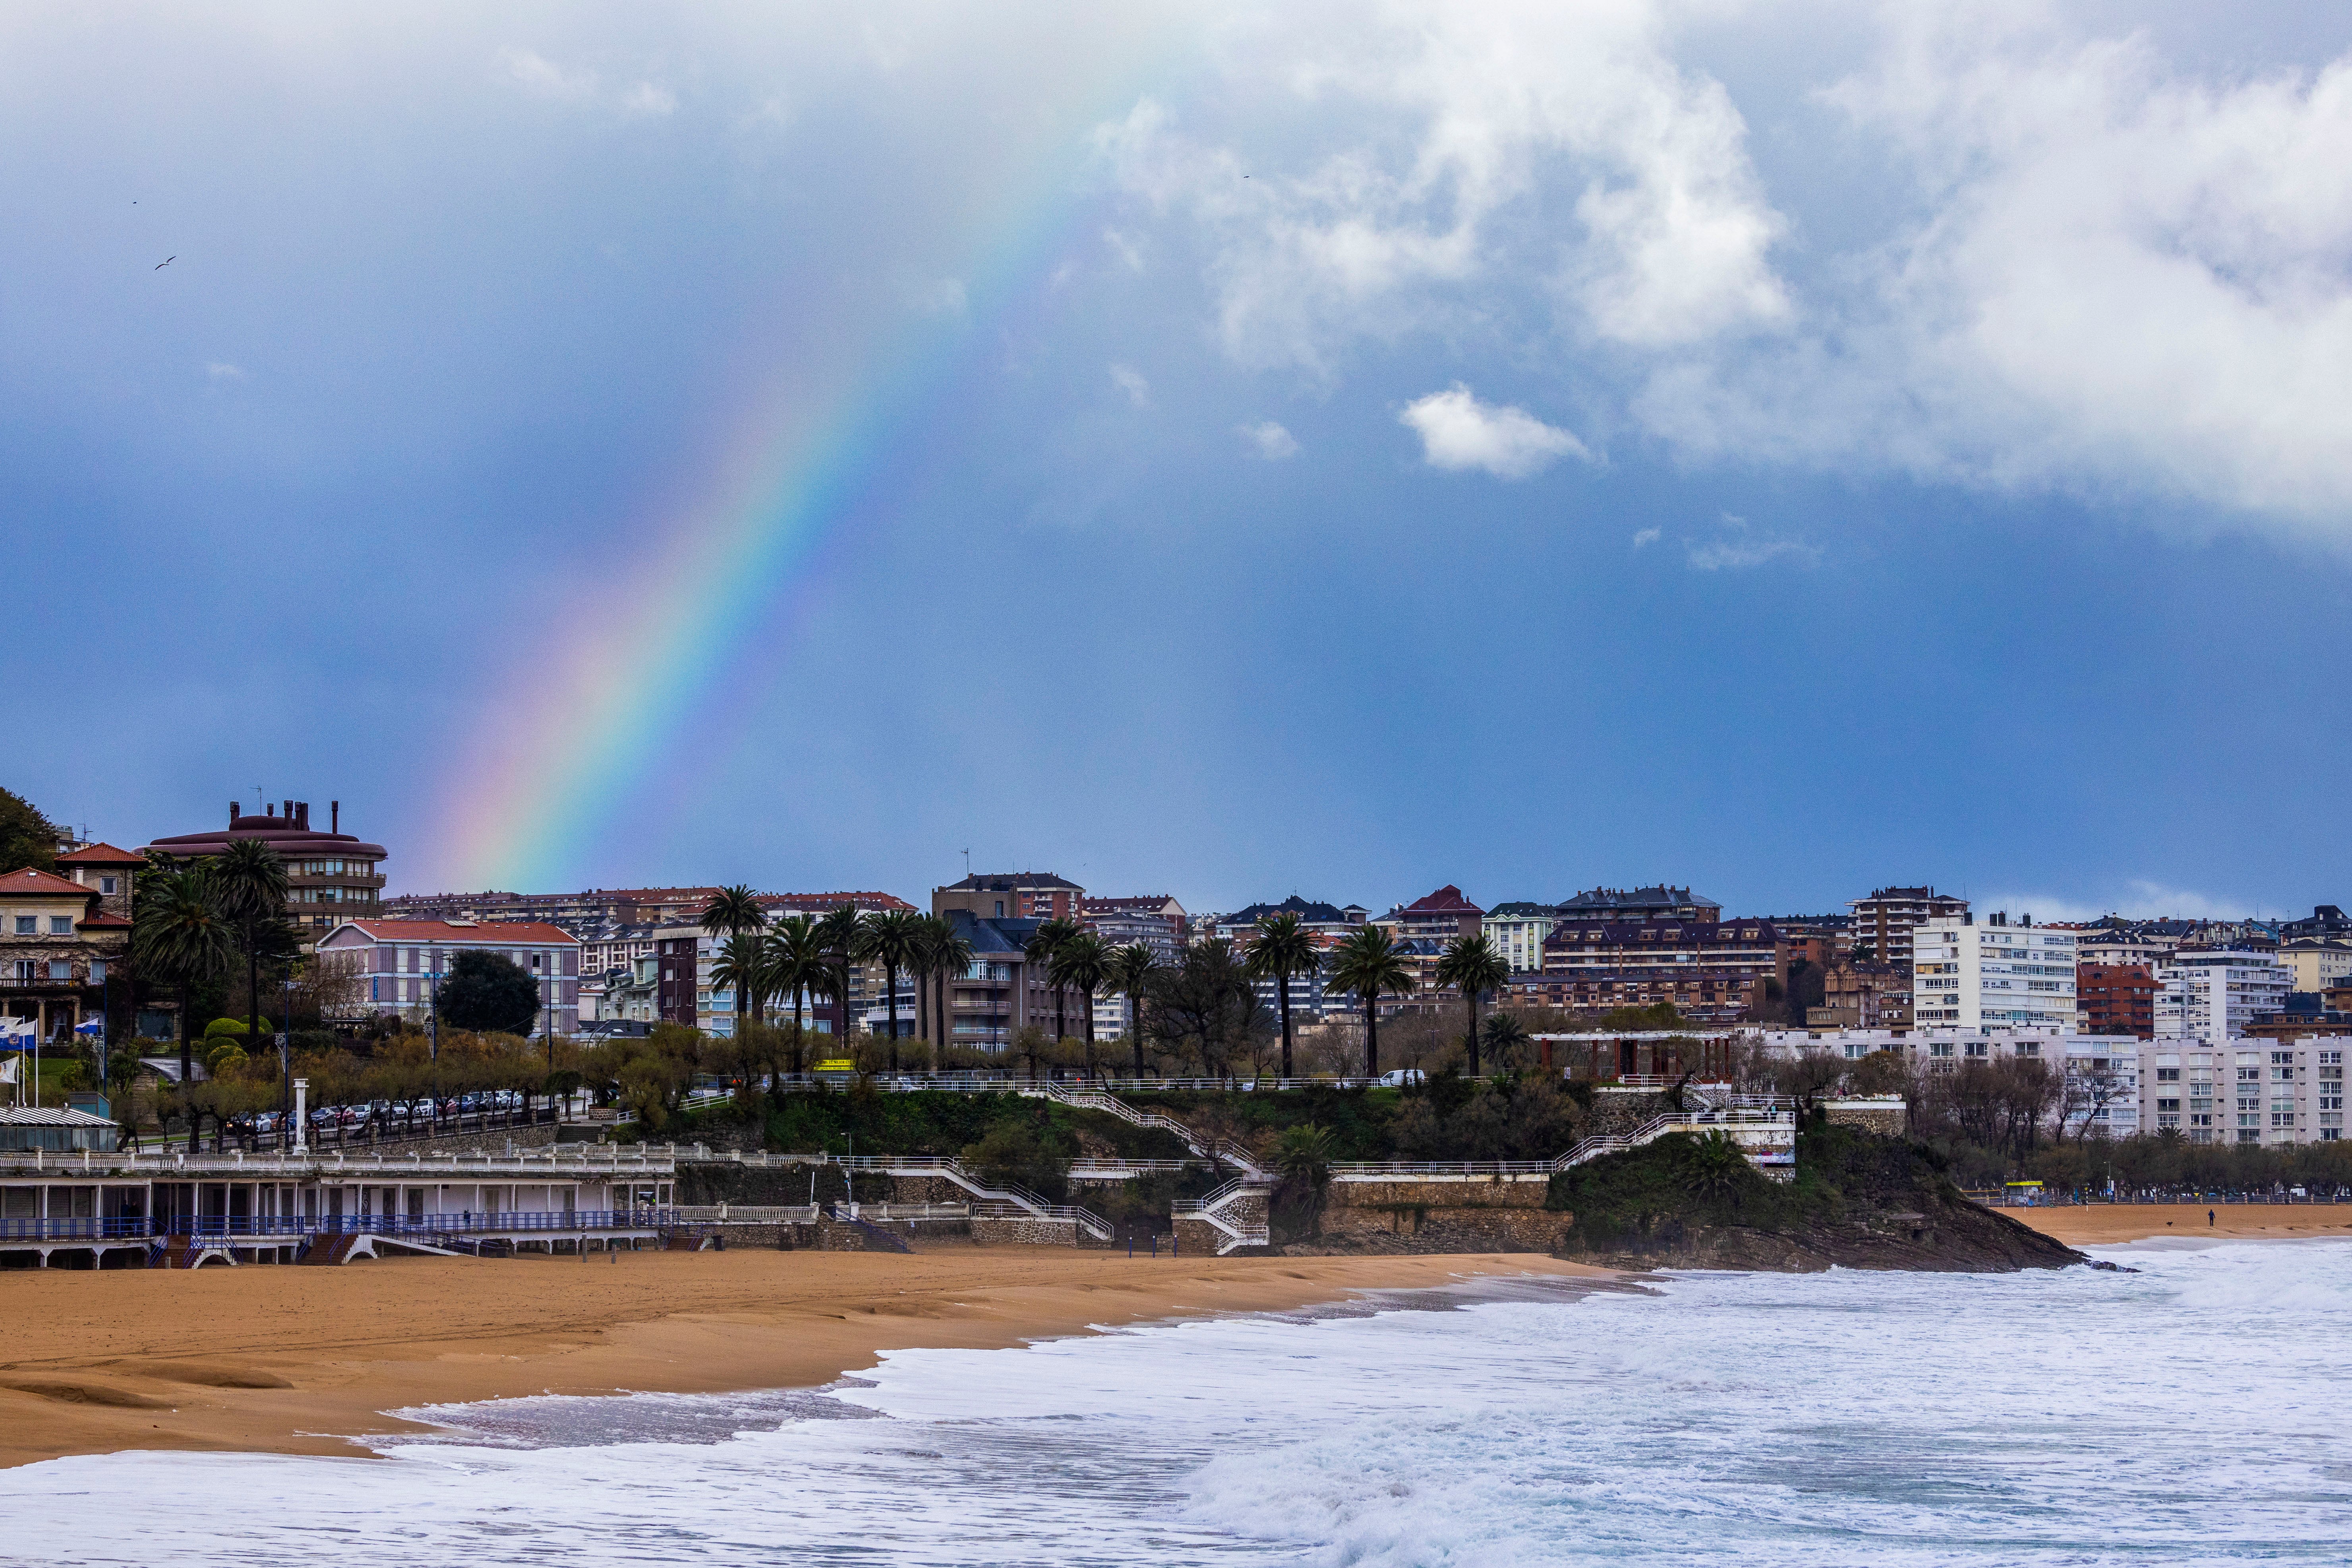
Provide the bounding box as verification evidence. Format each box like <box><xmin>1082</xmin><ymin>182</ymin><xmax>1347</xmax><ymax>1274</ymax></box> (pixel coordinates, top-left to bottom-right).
<box><xmin>430</xmin><ymin>36</ymin><xmax>1188</xmax><ymax>891</ymax></box>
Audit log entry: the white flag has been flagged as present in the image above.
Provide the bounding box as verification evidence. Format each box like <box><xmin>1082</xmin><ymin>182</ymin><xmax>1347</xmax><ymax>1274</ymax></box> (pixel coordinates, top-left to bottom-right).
<box><xmin>0</xmin><ymin>1057</ymin><xmax>17</xmax><ymax>1085</ymax></box>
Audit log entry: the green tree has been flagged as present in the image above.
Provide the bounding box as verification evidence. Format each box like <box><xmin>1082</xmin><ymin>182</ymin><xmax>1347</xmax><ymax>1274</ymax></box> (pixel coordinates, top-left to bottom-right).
<box><xmin>857</xmin><ymin>908</ymin><xmax>924</xmax><ymax>1065</ymax></box>
<box><xmin>814</xmin><ymin>901</ymin><xmax>864</xmax><ymax>1047</ymax></box>
<box><xmin>699</xmin><ymin>885</ymin><xmax>767</xmax><ymax>1027</ymax></box>
<box><xmin>914</xmin><ymin>915</ymin><xmax>974</xmax><ymax>1072</ymax></box>
<box><xmin>0</xmin><ymin>786</ymin><xmax>60</xmax><ymax>875</ymax></box>
<box><xmin>438</xmin><ymin>950</ymin><xmax>540</xmax><ymax>1034</ymax></box>
<box><xmin>1105</xmin><ymin>942</ymin><xmax>1161</xmax><ymax>1077</ymax></box>
<box><xmin>213</xmin><ymin>838</ymin><xmax>292</xmax><ymax>1089</ymax></box>
<box><xmin>1048</xmin><ymin>930</ymin><xmax>1112</xmax><ymax>1077</ymax></box>
<box><xmin>1023</xmin><ymin>917</ymin><xmax>1081</xmax><ymax>1039</ymax></box>
<box><xmin>1243</xmin><ymin>911</ymin><xmax>1322</xmax><ymax>1080</ymax></box>
<box><xmin>1480</xmin><ymin>1011</ymin><xmax>1531</xmax><ymax>1071</ymax></box>
<box><xmin>762</xmin><ymin>914</ymin><xmax>836</xmax><ymax>1073</ymax></box>
<box><xmin>1273</xmin><ymin>1123</ymin><xmax>1338</xmax><ymax>1237</ymax></box>
<box><xmin>132</xmin><ymin>864</ymin><xmax>236</xmax><ymax>1094</ymax></box>
<box><xmin>1143</xmin><ymin>937</ymin><xmax>1264</xmax><ymax>1079</ymax></box>
<box><xmin>1326</xmin><ymin>924</ymin><xmax>1415</xmax><ymax>1077</ymax></box>
<box><xmin>709</xmin><ymin>932</ymin><xmax>770</xmax><ymax>1047</ymax></box>
<box><xmin>1434</xmin><ymin>935</ymin><xmax>1509</xmax><ymax>1076</ymax></box>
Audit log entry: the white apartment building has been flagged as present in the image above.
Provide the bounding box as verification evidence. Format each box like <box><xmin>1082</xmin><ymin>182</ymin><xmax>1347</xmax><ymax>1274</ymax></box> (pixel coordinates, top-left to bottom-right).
<box><xmin>1484</xmin><ymin>903</ymin><xmax>1557</xmax><ymax>975</ymax></box>
<box><xmin>1911</xmin><ymin>915</ymin><xmax>2078</xmax><ymax>1031</ymax></box>
<box><xmin>2155</xmin><ymin>949</ymin><xmax>2292</xmax><ymax>1038</ymax></box>
<box><xmin>2142</xmin><ymin>1038</ymin><xmax>2346</xmax><ymax>1145</ymax></box>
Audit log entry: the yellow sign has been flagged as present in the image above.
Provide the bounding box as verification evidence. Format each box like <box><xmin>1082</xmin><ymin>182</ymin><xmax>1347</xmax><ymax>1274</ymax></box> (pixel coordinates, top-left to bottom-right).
<box><xmin>815</xmin><ymin>1059</ymin><xmax>857</xmax><ymax>1072</ymax></box>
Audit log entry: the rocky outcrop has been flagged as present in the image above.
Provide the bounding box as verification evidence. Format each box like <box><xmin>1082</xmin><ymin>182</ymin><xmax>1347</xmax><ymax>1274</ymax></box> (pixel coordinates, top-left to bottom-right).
<box><xmin>1548</xmin><ymin>1123</ymin><xmax>2084</xmax><ymax>1274</ymax></box>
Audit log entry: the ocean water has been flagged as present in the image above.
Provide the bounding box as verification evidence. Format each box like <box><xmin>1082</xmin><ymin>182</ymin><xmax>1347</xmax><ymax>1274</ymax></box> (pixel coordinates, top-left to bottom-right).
<box><xmin>8</xmin><ymin>1241</ymin><xmax>2349</xmax><ymax>1566</ymax></box>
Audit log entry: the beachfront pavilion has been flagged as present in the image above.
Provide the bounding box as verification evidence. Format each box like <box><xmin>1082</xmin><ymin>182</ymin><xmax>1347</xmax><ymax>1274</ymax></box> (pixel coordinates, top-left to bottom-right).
<box><xmin>0</xmin><ymin>1115</ymin><xmax>678</xmax><ymax>1269</ymax></box>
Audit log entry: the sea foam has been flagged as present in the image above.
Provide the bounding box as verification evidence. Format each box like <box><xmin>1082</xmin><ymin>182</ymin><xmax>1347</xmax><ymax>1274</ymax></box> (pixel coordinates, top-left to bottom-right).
<box><xmin>6</xmin><ymin>1242</ymin><xmax>2348</xmax><ymax>1566</ymax></box>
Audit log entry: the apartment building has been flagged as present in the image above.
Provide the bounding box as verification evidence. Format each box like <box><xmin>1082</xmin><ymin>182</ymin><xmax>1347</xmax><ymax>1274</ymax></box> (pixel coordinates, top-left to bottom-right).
<box><xmin>0</xmin><ymin>865</ymin><xmax>133</xmax><ymax>1043</ymax></box>
<box><xmin>1484</xmin><ymin>902</ymin><xmax>1557</xmax><ymax>975</ymax></box>
<box><xmin>1847</xmin><ymin>886</ymin><xmax>1967</xmax><ymax>968</ymax></box>
<box><xmin>1515</xmin><ymin>917</ymin><xmax>1785</xmax><ymax>1023</ymax></box>
<box><xmin>2155</xmin><ymin>948</ymin><xmax>2292</xmax><ymax>1038</ymax></box>
<box><xmin>1082</xmin><ymin>895</ymin><xmax>1188</xmax><ymax>964</ymax></box>
<box><xmin>933</xmin><ymin>871</ymin><xmax>1083</xmax><ymax>924</ymax></box>
<box><xmin>1911</xmin><ymin>913</ymin><xmax>2077</xmax><ymax>1031</ymax></box>
<box><xmin>1555</xmin><ymin>885</ymin><xmax>1721</xmax><ymax>923</ymax></box>
<box><xmin>145</xmin><ymin>800</ymin><xmax>386</xmax><ymax>943</ymax></box>
<box><xmin>2143</xmin><ymin>1038</ymin><xmax>2346</xmax><ymax>1145</ymax></box>
<box><xmin>1380</xmin><ymin>886</ymin><xmax>1486</xmax><ymax>944</ymax></box>
<box><xmin>319</xmin><ymin>919</ymin><xmax>580</xmax><ymax>1035</ymax></box>
<box><xmin>1810</xmin><ymin>959</ymin><xmax>1913</xmax><ymax>1030</ymax></box>
<box><xmin>2077</xmin><ymin>963</ymin><xmax>2156</xmax><ymax>1036</ymax></box>
<box><xmin>2277</xmin><ymin>940</ymin><xmax>2352</xmax><ymax>997</ymax></box>
<box><xmin>1213</xmin><ymin>897</ymin><xmax>1366</xmax><ymax>1023</ymax></box>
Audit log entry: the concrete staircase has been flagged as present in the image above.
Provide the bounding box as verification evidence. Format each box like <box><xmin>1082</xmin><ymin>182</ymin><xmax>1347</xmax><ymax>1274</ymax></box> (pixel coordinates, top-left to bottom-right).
<box><xmin>1023</xmin><ymin>1086</ymin><xmax>1271</xmax><ymax>1180</ymax></box>
<box><xmin>834</xmin><ymin>1155</ymin><xmax>1118</xmax><ymax>1243</ymax></box>
<box><xmin>1171</xmin><ymin>1177</ymin><xmax>1273</xmax><ymax>1255</ymax></box>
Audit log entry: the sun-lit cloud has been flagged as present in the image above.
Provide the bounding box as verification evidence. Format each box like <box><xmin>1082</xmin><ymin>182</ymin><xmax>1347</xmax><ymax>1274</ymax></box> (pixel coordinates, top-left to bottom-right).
<box><xmin>1399</xmin><ymin>383</ymin><xmax>1587</xmax><ymax>479</ymax></box>
<box><xmin>1683</xmin><ymin>512</ymin><xmax>1814</xmax><ymax>571</ymax></box>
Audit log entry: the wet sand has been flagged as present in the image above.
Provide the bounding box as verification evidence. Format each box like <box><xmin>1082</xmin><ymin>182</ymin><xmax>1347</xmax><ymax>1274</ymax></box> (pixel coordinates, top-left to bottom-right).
<box><xmin>0</xmin><ymin>1246</ymin><xmax>1609</xmax><ymax>1468</ymax></box>
<box><xmin>2009</xmin><ymin>1202</ymin><xmax>2352</xmax><ymax>1247</ymax></box>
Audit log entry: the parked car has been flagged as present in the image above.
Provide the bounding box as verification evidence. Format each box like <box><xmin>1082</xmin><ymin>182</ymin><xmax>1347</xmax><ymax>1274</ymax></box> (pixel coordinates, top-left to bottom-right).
<box><xmin>1377</xmin><ymin>1069</ymin><xmax>1427</xmax><ymax>1087</ymax></box>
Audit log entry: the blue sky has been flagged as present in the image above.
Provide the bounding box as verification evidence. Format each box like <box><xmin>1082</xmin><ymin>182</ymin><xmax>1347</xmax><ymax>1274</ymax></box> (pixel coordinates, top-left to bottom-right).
<box><xmin>8</xmin><ymin>2</ymin><xmax>2352</xmax><ymax>921</ymax></box>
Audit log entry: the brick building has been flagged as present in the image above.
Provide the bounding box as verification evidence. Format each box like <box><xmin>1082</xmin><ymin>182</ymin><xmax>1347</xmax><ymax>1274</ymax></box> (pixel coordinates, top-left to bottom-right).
<box><xmin>2078</xmin><ymin>963</ymin><xmax>2156</xmax><ymax>1036</ymax></box>
<box><xmin>1513</xmin><ymin>917</ymin><xmax>1786</xmax><ymax>1023</ymax></box>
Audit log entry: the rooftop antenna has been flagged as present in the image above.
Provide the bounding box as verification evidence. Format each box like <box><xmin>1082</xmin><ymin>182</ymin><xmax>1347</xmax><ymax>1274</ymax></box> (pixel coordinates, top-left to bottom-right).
<box><xmin>962</xmin><ymin>848</ymin><xmax>971</xmax><ymax>877</ymax></box>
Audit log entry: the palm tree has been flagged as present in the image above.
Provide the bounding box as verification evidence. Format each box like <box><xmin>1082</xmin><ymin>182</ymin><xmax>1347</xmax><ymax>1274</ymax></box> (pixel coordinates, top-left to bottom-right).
<box><xmin>917</xmin><ymin>915</ymin><xmax>974</xmax><ymax>1072</ymax></box>
<box><xmin>213</xmin><ymin>838</ymin><xmax>290</xmax><ymax>1066</ymax></box>
<box><xmin>761</xmin><ymin>915</ymin><xmax>834</xmax><ymax>1076</ymax></box>
<box><xmin>1325</xmin><ymin>924</ymin><xmax>1414</xmax><ymax>1079</ymax></box>
<box><xmin>1024</xmin><ymin>918</ymin><xmax>1080</xmax><ymax>1040</ymax></box>
<box><xmin>858</xmin><ymin>909</ymin><xmax>923</xmax><ymax>1069</ymax></box>
<box><xmin>699</xmin><ymin>886</ymin><xmax>767</xmax><ymax>1028</ymax></box>
<box><xmin>709</xmin><ymin>932</ymin><xmax>769</xmax><ymax>1049</ymax></box>
<box><xmin>814</xmin><ymin>901</ymin><xmax>864</xmax><ymax>1050</ymax></box>
<box><xmin>1243</xmin><ymin>911</ymin><xmax>1321</xmax><ymax>1080</ymax></box>
<box><xmin>1481</xmin><ymin>1011</ymin><xmax>1530</xmax><ymax>1072</ymax></box>
<box><xmin>1048</xmin><ymin>930</ymin><xmax>1111</xmax><ymax>1079</ymax></box>
<box><xmin>1105</xmin><ymin>942</ymin><xmax>1160</xmax><ymax>1078</ymax></box>
<box><xmin>132</xmin><ymin>865</ymin><xmax>236</xmax><ymax>1124</ymax></box>
<box><xmin>1434</xmin><ymin>935</ymin><xmax>1510</xmax><ymax>1077</ymax></box>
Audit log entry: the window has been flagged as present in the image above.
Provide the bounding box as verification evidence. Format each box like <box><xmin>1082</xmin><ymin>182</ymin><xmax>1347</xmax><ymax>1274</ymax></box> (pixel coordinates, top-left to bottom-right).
<box><xmin>48</xmin><ymin>961</ymin><xmax>70</xmax><ymax>981</ymax></box>
<box><xmin>2157</xmin><ymin>1067</ymin><xmax>2180</xmax><ymax>1082</ymax></box>
<box><xmin>99</xmin><ymin>876</ymin><xmax>117</xmax><ymax>895</ymax></box>
<box><xmin>11</xmin><ymin>917</ymin><xmax>30</xmax><ymax>935</ymax></box>
<box><xmin>10</xmin><ymin>960</ymin><xmax>31</xmax><ymax>982</ymax></box>
<box><xmin>48</xmin><ymin>916</ymin><xmax>71</xmax><ymax>935</ymax></box>
<box><xmin>89</xmin><ymin>960</ymin><xmax>104</xmax><ymax>983</ymax></box>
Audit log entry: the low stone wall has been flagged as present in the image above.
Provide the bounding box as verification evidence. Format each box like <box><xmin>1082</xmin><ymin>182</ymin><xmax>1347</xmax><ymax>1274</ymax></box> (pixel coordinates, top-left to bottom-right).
<box><xmin>1823</xmin><ymin>1098</ymin><xmax>1908</xmax><ymax>1136</ymax></box>
<box><xmin>1296</xmin><ymin>1172</ymin><xmax>1570</xmax><ymax>1254</ymax></box>
<box><xmin>970</xmin><ymin>1214</ymin><xmax>1081</xmax><ymax>1247</ymax></box>
<box><xmin>397</xmin><ymin>1123</ymin><xmax>565</xmax><ymax>1158</ymax></box>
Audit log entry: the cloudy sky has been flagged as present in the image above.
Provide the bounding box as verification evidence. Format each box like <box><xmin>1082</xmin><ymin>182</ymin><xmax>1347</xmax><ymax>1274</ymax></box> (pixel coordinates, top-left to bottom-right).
<box><xmin>9</xmin><ymin>1</ymin><xmax>2352</xmax><ymax>920</ymax></box>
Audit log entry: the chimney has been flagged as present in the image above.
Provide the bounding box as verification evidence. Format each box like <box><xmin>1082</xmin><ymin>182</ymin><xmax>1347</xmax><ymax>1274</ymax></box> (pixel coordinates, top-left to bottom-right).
<box><xmin>331</xmin><ymin>801</ymin><xmax>339</xmax><ymax>833</ymax></box>
<box><xmin>281</xmin><ymin>799</ymin><xmax>292</xmax><ymax>822</ymax></box>
<box><xmin>297</xmin><ymin>801</ymin><xmax>310</xmax><ymax>830</ymax></box>
<box><xmin>230</xmin><ymin>801</ymin><xmax>240</xmax><ymax>824</ymax></box>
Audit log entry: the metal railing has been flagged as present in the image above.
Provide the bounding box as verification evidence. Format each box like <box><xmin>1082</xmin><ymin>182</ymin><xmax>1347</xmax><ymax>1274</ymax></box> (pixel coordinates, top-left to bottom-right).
<box><xmin>824</xmin><ymin>1153</ymin><xmax>1117</xmax><ymax>1241</ymax></box>
<box><xmin>0</xmin><ymin>1208</ymin><xmax>674</xmax><ymax>1243</ymax></box>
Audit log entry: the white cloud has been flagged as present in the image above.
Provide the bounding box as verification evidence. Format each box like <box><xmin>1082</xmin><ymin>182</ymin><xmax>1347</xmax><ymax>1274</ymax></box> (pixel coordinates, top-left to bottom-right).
<box><xmin>1979</xmin><ymin>882</ymin><xmax>2252</xmax><ymax>923</ymax></box>
<box><xmin>1399</xmin><ymin>383</ymin><xmax>1587</xmax><ymax>479</ymax></box>
<box><xmin>1102</xmin><ymin>228</ymin><xmax>1145</xmax><ymax>272</ymax></box>
<box><xmin>1109</xmin><ymin>363</ymin><xmax>1151</xmax><ymax>407</ymax></box>
<box><xmin>1092</xmin><ymin>7</ymin><xmax>1790</xmax><ymax>371</ymax></box>
<box><xmin>620</xmin><ymin>81</ymin><xmax>676</xmax><ymax>118</ymax></box>
<box><xmin>1683</xmin><ymin>511</ymin><xmax>1814</xmax><ymax>570</ymax></box>
<box><xmin>1635</xmin><ymin>14</ymin><xmax>2352</xmax><ymax>539</ymax></box>
<box><xmin>502</xmin><ymin>47</ymin><xmax>597</xmax><ymax>103</ymax></box>
<box><xmin>1631</xmin><ymin>526</ymin><xmax>1660</xmax><ymax>548</ymax></box>
<box><xmin>205</xmin><ymin>362</ymin><xmax>245</xmax><ymax>382</ymax></box>
<box><xmin>1240</xmin><ymin>420</ymin><xmax>1298</xmax><ymax>459</ymax></box>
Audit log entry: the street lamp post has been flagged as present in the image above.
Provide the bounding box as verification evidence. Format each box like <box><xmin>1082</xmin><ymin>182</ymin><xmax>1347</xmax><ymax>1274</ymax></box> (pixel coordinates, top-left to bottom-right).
<box><xmin>278</xmin><ymin>976</ymin><xmax>298</xmax><ymax>1148</ymax></box>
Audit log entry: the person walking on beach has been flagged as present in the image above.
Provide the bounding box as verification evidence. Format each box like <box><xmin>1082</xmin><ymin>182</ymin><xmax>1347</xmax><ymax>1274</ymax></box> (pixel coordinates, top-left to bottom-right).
<box><xmin>2208</xmin><ymin>1209</ymin><xmax>2215</xmax><ymax>1228</ymax></box>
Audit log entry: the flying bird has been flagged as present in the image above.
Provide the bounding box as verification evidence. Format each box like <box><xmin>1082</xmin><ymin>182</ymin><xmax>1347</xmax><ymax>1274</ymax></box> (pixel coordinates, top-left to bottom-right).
<box><xmin>155</xmin><ymin>256</ymin><xmax>173</xmax><ymax>269</ymax></box>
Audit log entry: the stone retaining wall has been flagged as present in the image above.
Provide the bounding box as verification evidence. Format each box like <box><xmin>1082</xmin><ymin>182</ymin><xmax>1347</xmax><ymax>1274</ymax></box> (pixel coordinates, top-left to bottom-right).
<box><xmin>1299</xmin><ymin>1173</ymin><xmax>1571</xmax><ymax>1254</ymax></box>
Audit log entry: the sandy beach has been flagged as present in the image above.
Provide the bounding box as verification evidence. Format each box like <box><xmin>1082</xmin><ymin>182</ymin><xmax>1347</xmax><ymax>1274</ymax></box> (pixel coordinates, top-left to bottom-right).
<box><xmin>0</xmin><ymin>1246</ymin><xmax>1610</xmax><ymax>1469</ymax></box>
<box><xmin>2010</xmin><ymin>1202</ymin><xmax>2352</xmax><ymax>1247</ymax></box>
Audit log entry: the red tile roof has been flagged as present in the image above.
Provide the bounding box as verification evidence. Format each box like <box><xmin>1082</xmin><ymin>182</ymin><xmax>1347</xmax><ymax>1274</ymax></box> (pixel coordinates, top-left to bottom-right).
<box><xmin>78</xmin><ymin>913</ymin><xmax>132</xmax><ymax>928</ymax></box>
<box><xmin>1400</xmin><ymin>884</ymin><xmax>1485</xmax><ymax>916</ymax></box>
<box><xmin>56</xmin><ymin>843</ymin><xmax>147</xmax><ymax>866</ymax></box>
<box><xmin>0</xmin><ymin>868</ymin><xmax>98</xmax><ymax>898</ymax></box>
<box><xmin>330</xmin><ymin>920</ymin><xmax>581</xmax><ymax>945</ymax></box>
<box><xmin>756</xmin><ymin>891</ymin><xmax>918</xmax><ymax>912</ymax></box>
